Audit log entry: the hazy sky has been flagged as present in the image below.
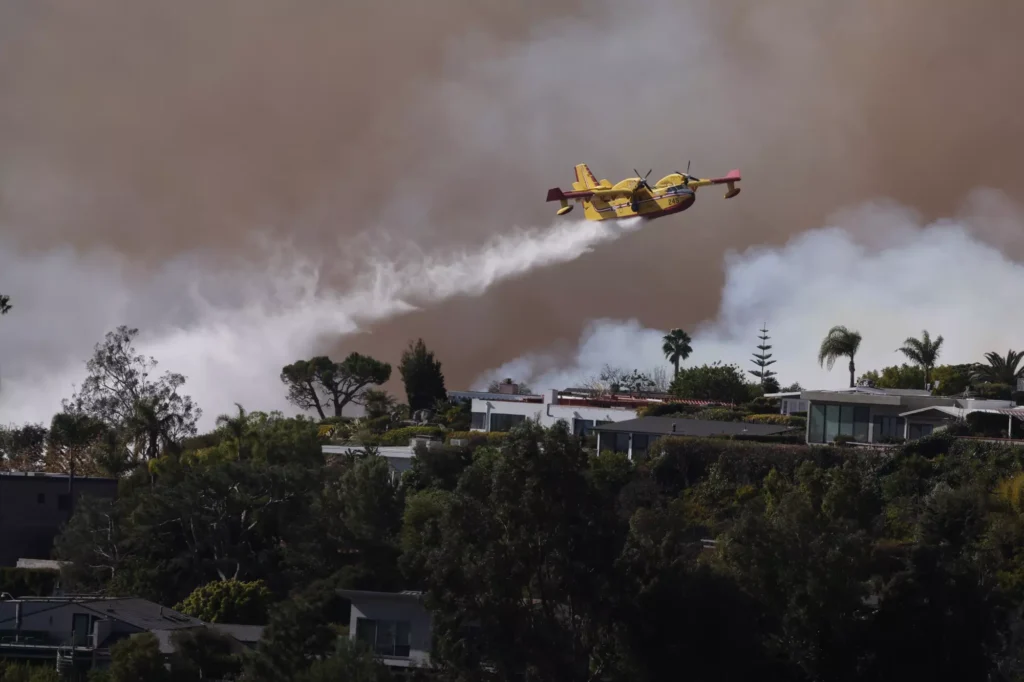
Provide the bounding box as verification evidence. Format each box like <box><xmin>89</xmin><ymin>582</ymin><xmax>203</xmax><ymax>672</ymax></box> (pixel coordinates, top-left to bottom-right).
<box><xmin>3</xmin><ymin>1</ymin><xmax>1024</xmax><ymax>427</ymax></box>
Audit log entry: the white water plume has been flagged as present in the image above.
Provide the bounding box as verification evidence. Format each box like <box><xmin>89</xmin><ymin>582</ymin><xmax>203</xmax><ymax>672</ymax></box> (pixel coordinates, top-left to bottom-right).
<box><xmin>0</xmin><ymin>216</ymin><xmax>643</xmax><ymax>430</ymax></box>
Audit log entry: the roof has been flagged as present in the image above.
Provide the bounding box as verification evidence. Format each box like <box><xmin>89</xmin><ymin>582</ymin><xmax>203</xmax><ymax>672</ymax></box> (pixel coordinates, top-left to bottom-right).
<box><xmin>0</xmin><ymin>597</ymin><xmax>204</xmax><ymax>631</ymax></box>
<box><xmin>208</xmin><ymin>623</ymin><xmax>265</xmax><ymax>644</ymax></box>
<box><xmin>338</xmin><ymin>588</ymin><xmax>425</xmax><ymax>602</ymax></box>
<box><xmin>591</xmin><ymin>417</ymin><xmax>794</xmax><ymax>437</ymax></box>
<box><xmin>0</xmin><ymin>471</ymin><xmax>116</xmax><ymax>482</ymax></box>
<box><xmin>900</xmin><ymin>405</ymin><xmax>1024</xmax><ymax>419</ymax></box>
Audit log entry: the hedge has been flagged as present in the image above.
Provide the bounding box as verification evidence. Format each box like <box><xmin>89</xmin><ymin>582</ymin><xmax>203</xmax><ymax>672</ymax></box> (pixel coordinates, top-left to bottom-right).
<box><xmin>0</xmin><ymin>567</ymin><xmax>58</xmax><ymax>597</ymax></box>
<box><xmin>647</xmin><ymin>436</ymin><xmax>842</xmax><ymax>494</ymax></box>
<box><xmin>376</xmin><ymin>426</ymin><xmax>445</xmax><ymax>446</ymax></box>
<box><xmin>743</xmin><ymin>413</ymin><xmax>807</xmax><ymax>428</ymax></box>
<box><xmin>445</xmin><ymin>431</ymin><xmax>508</xmax><ymax>447</ymax></box>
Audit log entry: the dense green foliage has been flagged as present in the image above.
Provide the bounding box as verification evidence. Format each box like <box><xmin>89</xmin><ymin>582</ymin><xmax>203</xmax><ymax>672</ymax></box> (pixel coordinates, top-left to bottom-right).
<box><xmin>669</xmin><ymin>361</ymin><xmax>757</xmax><ymax>404</ymax></box>
<box><xmin>16</xmin><ymin>321</ymin><xmax>1024</xmax><ymax>680</ymax></box>
<box><xmin>0</xmin><ymin>568</ymin><xmax>57</xmax><ymax>597</ymax></box>
<box><xmin>174</xmin><ymin>579</ymin><xmax>272</xmax><ymax>624</ymax></box>
<box><xmin>399</xmin><ymin>339</ymin><xmax>447</xmax><ymax>413</ymax></box>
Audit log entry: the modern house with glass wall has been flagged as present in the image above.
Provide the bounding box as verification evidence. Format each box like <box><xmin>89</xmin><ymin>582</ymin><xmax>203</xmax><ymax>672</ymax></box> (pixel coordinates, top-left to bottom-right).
<box><xmin>592</xmin><ymin>417</ymin><xmax>795</xmax><ymax>460</ymax></box>
<box><xmin>789</xmin><ymin>386</ymin><xmax>1024</xmax><ymax>444</ymax></box>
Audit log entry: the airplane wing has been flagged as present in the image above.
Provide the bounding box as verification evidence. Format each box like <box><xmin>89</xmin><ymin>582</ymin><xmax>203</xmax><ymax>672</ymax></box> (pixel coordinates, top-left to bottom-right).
<box><xmin>546</xmin><ymin>187</ymin><xmax>633</xmax><ymax>202</ymax></box>
<box><xmin>687</xmin><ymin>169</ymin><xmax>741</xmax><ymax>188</ymax></box>
<box><xmin>686</xmin><ymin>169</ymin><xmax>741</xmax><ymax>198</ymax></box>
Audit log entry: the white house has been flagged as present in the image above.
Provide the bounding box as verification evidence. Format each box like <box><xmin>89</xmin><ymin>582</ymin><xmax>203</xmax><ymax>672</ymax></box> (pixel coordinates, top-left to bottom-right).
<box><xmin>450</xmin><ymin>387</ymin><xmax>719</xmax><ymax>436</ymax></box>
<box><xmin>339</xmin><ymin>589</ymin><xmax>434</xmax><ymax>671</ymax></box>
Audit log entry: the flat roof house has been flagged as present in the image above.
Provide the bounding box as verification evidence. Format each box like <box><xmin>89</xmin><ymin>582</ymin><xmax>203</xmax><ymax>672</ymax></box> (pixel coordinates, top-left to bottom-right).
<box><xmin>769</xmin><ymin>386</ymin><xmax>1024</xmax><ymax>445</ymax></box>
<box><xmin>593</xmin><ymin>417</ymin><xmax>796</xmax><ymax>460</ymax></box>
<box><xmin>339</xmin><ymin>589</ymin><xmax>433</xmax><ymax>672</ymax></box>
<box><xmin>451</xmin><ymin>386</ymin><xmax>722</xmax><ymax>436</ymax></box>
<box><xmin>0</xmin><ymin>472</ymin><xmax>118</xmax><ymax>567</ymax></box>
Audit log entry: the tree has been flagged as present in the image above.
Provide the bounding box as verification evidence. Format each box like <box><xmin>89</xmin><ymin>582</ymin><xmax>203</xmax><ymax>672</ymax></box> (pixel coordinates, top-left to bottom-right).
<box><xmin>0</xmin><ymin>295</ymin><xmax>10</xmax><ymax>316</ymax></box>
<box><xmin>931</xmin><ymin>364</ymin><xmax>975</xmax><ymax>396</ymax></box>
<box><xmin>406</xmin><ymin>421</ymin><xmax>621</xmax><ymax>682</ymax></box>
<box><xmin>487</xmin><ymin>378</ymin><xmax>534</xmax><ymax>395</ymax></box>
<box><xmin>216</xmin><ymin>403</ymin><xmax>252</xmax><ymax>460</ymax></box>
<box><xmin>127</xmin><ymin>395</ymin><xmax>187</xmax><ymax>463</ymax></box>
<box><xmin>63</xmin><ymin>326</ymin><xmax>200</xmax><ymax>447</ymax></box>
<box><xmin>102</xmin><ymin>632</ymin><xmax>171</xmax><ymax>682</ymax></box>
<box><xmin>973</xmin><ymin>350</ymin><xmax>1024</xmax><ymax>387</ymax></box>
<box><xmin>749</xmin><ymin>325</ymin><xmax>778</xmax><ymax>387</ymax></box>
<box><xmin>362</xmin><ymin>389</ymin><xmax>397</xmax><ymax>421</ymax></box>
<box><xmin>281</xmin><ymin>354</ymin><xmax>392</xmax><ymax>419</ymax></box>
<box><xmin>170</xmin><ymin>627</ymin><xmax>244</xmax><ymax>682</ymax></box>
<box><xmin>0</xmin><ymin>423</ymin><xmax>47</xmax><ymax>470</ymax></box>
<box><xmin>46</xmin><ymin>412</ymin><xmax>109</xmax><ymax>476</ymax></box>
<box><xmin>174</xmin><ymin>579</ymin><xmax>272</xmax><ymax>625</ymax></box>
<box><xmin>670</xmin><ymin>362</ymin><xmax>752</xmax><ymax>404</ymax></box>
<box><xmin>662</xmin><ymin>328</ymin><xmax>693</xmax><ymax>376</ymax></box>
<box><xmin>898</xmin><ymin>330</ymin><xmax>944</xmax><ymax>388</ymax></box>
<box><xmin>857</xmin><ymin>364</ymin><xmax>926</xmax><ymax>390</ymax></box>
<box><xmin>818</xmin><ymin>325</ymin><xmax>863</xmax><ymax>388</ymax></box>
<box><xmin>398</xmin><ymin>339</ymin><xmax>447</xmax><ymax>413</ymax></box>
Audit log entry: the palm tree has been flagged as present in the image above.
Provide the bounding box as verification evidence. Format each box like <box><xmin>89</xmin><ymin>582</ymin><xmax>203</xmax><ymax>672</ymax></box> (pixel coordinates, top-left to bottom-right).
<box><xmin>972</xmin><ymin>350</ymin><xmax>1024</xmax><ymax>387</ymax></box>
<box><xmin>216</xmin><ymin>402</ymin><xmax>251</xmax><ymax>459</ymax></box>
<box><xmin>897</xmin><ymin>330</ymin><xmax>944</xmax><ymax>388</ymax></box>
<box><xmin>363</xmin><ymin>389</ymin><xmax>397</xmax><ymax>420</ymax></box>
<box><xmin>662</xmin><ymin>328</ymin><xmax>693</xmax><ymax>376</ymax></box>
<box><xmin>127</xmin><ymin>397</ymin><xmax>185</xmax><ymax>463</ymax></box>
<box><xmin>818</xmin><ymin>325</ymin><xmax>863</xmax><ymax>388</ymax></box>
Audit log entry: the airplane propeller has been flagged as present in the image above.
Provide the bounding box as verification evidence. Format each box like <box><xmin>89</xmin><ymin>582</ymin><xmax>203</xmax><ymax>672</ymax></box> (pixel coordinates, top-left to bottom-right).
<box><xmin>675</xmin><ymin>160</ymin><xmax>695</xmax><ymax>185</ymax></box>
<box><xmin>631</xmin><ymin>168</ymin><xmax>652</xmax><ymax>212</ymax></box>
<box><xmin>633</xmin><ymin>168</ymin><xmax>653</xmax><ymax>191</ymax></box>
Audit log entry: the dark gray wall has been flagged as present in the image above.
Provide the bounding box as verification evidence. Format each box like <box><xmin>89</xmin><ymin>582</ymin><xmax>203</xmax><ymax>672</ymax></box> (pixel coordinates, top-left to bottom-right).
<box><xmin>0</xmin><ymin>474</ymin><xmax>118</xmax><ymax>566</ymax></box>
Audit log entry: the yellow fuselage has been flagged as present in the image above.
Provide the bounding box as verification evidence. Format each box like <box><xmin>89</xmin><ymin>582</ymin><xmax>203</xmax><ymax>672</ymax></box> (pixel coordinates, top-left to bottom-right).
<box><xmin>581</xmin><ymin>183</ymin><xmax>696</xmax><ymax>221</ymax></box>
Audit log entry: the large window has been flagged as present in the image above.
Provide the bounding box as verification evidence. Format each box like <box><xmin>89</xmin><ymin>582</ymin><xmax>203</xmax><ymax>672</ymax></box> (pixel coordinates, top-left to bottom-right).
<box><xmin>613</xmin><ymin>433</ymin><xmax>630</xmax><ymax>454</ymax></box>
<box><xmin>356</xmin><ymin>618</ymin><xmax>412</xmax><ymax>658</ymax></box>
<box><xmin>631</xmin><ymin>434</ymin><xmax>650</xmax><ymax>461</ymax></box>
<box><xmin>908</xmin><ymin>423</ymin><xmax>934</xmax><ymax>440</ymax></box>
<box><xmin>573</xmin><ymin>418</ymin><xmax>595</xmax><ymax>436</ymax></box>
<box><xmin>489</xmin><ymin>413</ymin><xmax>526</xmax><ymax>432</ymax></box>
<box><xmin>470</xmin><ymin>412</ymin><xmax>486</xmax><ymax>430</ymax></box>
<box><xmin>873</xmin><ymin>416</ymin><xmax>905</xmax><ymax>441</ymax></box>
<box><xmin>808</xmin><ymin>404</ymin><xmax>870</xmax><ymax>443</ymax></box>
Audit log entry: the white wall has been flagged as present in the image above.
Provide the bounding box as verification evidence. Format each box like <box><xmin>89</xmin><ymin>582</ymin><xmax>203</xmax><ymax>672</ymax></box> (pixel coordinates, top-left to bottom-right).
<box><xmin>347</xmin><ymin>596</ymin><xmax>433</xmax><ymax>668</ymax></box>
<box><xmin>470</xmin><ymin>393</ymin><xmax>639</xmax><ymax>432</ymax></box>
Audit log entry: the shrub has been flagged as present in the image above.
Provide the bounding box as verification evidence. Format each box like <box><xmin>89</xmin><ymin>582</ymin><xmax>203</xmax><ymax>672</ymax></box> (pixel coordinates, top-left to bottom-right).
<box><xmin>638</xmin><ymin>402</ymin><xmax>706</xmax><ymax>418</ymax></box>
<box><xmin>0</xmin><ymin>568</ymin><xmax>57</xmax><ymax>597</ymax></box>
<box><xmin>174</xmin><ymin>579</ymin><xmax>273</xmax><ymax>625</ymax></box>
<box><xmin>743</xmin><ymin>413</ymin><xmax>807</xmax><ymax>428</ymax></box>
<box><xmin>376</xmin><ymin>426</ymin><xmax>445</xmax><ymax>446</ymax></box>
<box><xmin>694</xmin><ymin>408</ymin><xmax>747</xmax><ymax>422</ymax></box>
<box><xmin>445</xmin><ymin>431</ymin><xmax>508</xmax><ymax>447</ymax></box>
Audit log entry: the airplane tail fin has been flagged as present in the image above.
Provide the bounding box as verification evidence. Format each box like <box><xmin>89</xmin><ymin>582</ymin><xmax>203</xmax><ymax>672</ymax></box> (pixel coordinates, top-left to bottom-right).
<box><xmin>574</xmin><ymin>164</ymin><xmax>600</xmax><ymax>190</ymax></box>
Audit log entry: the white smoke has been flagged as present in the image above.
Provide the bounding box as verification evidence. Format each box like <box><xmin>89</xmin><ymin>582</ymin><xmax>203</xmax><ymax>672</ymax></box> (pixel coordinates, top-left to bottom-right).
<box><xmin>476</xmin><ymin>191</ymin><xmax>1024</xmax><ymax>391</ymax></box>
<box><xmin>0</xmin><ymin>217</ymin><xmax>642</xmax><ymax>429</ymax></box>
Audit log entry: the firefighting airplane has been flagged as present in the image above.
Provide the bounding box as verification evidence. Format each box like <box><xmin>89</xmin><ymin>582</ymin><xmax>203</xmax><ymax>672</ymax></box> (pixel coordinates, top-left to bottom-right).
<box><xmin>544</xmin><ymin>162</ymin><xmax>741</xmax><ymax>221</ymax></box>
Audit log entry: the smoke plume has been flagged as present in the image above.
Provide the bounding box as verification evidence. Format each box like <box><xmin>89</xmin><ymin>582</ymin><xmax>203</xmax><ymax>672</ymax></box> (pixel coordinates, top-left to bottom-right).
<box><xmin>2</xmin><ymin>0</ymin><xmax>1024</xmax><ymax>426</ymax></box>
<box><xmin>480</xmin><ymin>191</ymin><xmax>1024</xmax><ymax>392</ymax></box>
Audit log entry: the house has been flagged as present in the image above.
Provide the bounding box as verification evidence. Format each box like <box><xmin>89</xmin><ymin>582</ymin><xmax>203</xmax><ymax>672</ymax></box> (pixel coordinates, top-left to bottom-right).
<box><xmin>767</xmin><ymin>386</ymin><xmax>1024</xmax><ymax>445</ymax></box>
<box><xmin>450</xmin><ymin>386</ymin><xmax>721</xmax><ymax>436</ymax></box>
<box><xmin>0</xmin><ymin>595</ymin><xmax>260</xmax><ymax>673</ymax></box>
<box><xmin>592</xmin><ymin>417</ymin><xmax>796</xmax><ymax>460</ymax></box>
<box><xmin>0</xmin><ymin>472</ymin><xmax>118</xmax><ymax>567</ymax></box>
<box><xmin>339</xmin><ymin>589</ymin><xmax>433</xmax><ymax>671</ymax></box>
<box><xmin>322</xmin><ymin>444</ymin><xmax>426</xmax><ymax>483</ymax></box>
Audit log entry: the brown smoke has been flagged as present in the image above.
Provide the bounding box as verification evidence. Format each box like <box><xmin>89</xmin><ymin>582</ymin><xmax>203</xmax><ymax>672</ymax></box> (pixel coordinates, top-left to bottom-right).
<box><xmin>3</xmin><ymin>0</ymin><xmax>1024</xmax><ymax>395</ymax></box>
